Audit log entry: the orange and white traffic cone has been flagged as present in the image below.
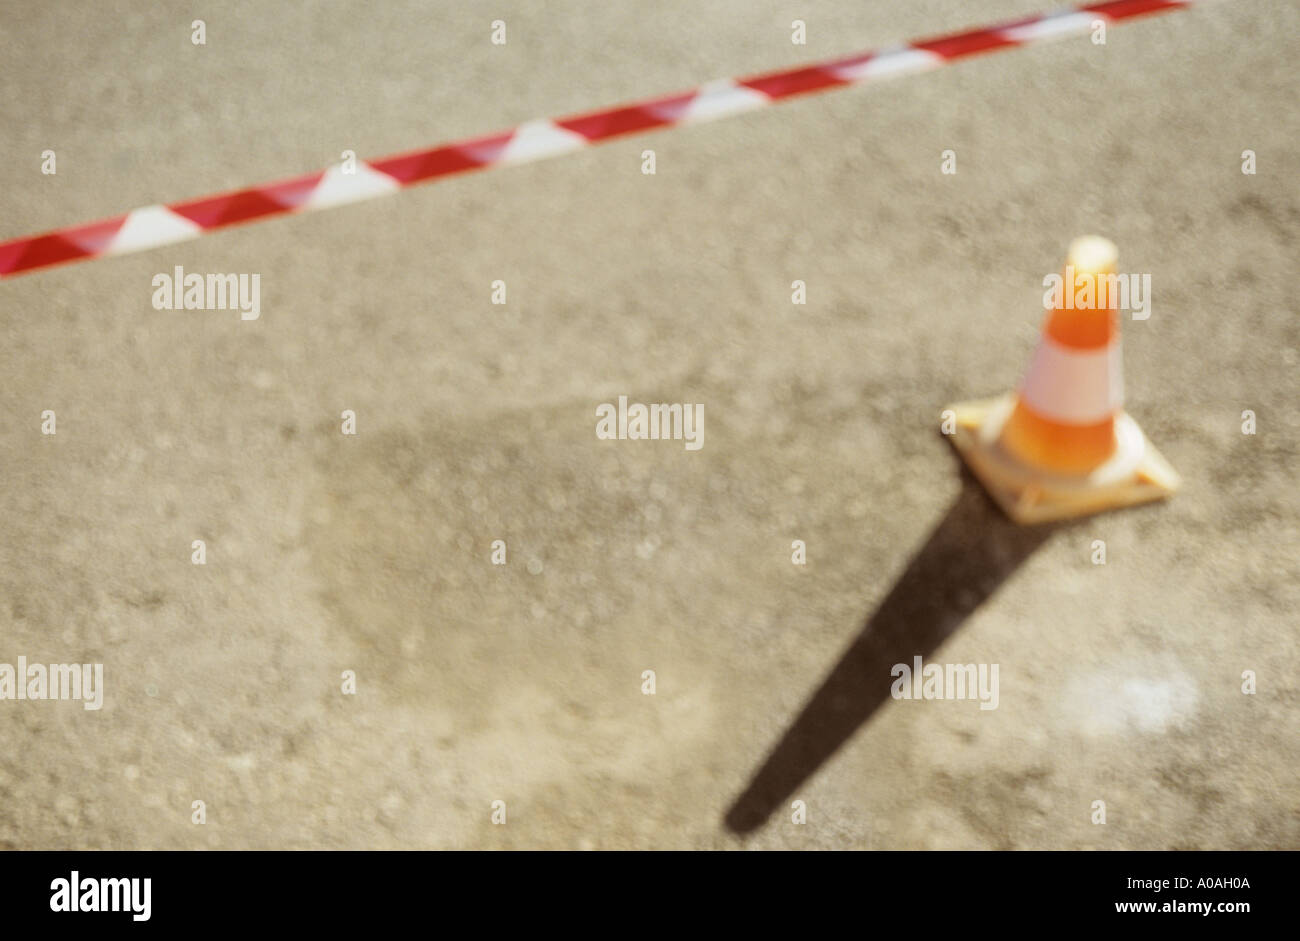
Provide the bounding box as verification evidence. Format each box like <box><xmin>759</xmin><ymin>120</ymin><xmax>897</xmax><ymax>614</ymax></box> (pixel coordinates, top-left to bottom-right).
<box><xmin>944</xmin><ymin>236</ymin><xmax>1179</xmax><ymax>524</ymax></box>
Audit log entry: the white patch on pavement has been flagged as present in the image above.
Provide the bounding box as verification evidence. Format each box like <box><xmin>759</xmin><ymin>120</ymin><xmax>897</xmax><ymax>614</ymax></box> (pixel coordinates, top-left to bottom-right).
<box><xmin>1060</xmin><ymin>659</ymin><xmax>1199</xmax><ymax>736</ymax></box>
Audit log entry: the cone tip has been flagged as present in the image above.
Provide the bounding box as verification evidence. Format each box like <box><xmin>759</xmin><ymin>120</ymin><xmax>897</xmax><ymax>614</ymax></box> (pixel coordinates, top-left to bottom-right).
<box><xmin>1067</xmin><ymin>235</ymin><xmax>1118</xmax><ymax>275</ymax></box>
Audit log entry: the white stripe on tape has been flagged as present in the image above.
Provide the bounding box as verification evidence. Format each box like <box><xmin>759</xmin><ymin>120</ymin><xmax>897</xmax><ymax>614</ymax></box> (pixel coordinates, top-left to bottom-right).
<box><xmin>1019</xmin><ymin>335</ymin><xmax>1123</xmax><ymax>424</ymax></box>
<box><xmin>304</xmin><ymin>163</ymin><xmax>401</xmax><ymax>210</ymax></box>
<box><xmin>675</xmin><ymin>79</ymin><xmax>770</xmax><ymax>123</ymax></box>
<box><xmin>104</xmin><ymin>205</ymin><xmax>201</xmax><ymax>256</ymax></box>
<box><xmin>499</xmin><ymin>119</ymin><xmax>589</xmax><ymax>164</ymax></box>
<box><xmin>828</xmin><ymin>46</ymin><xmax>946</xmax><ymax>82</ymax></box>
<box><xmin>997</xmin><ymin>10</ymin><xmax>1097</xmax><ymax>43</ymax></box>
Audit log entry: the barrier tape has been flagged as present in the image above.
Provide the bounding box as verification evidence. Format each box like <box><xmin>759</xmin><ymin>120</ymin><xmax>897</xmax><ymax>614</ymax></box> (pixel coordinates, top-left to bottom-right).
<box><xmin>0</xmin><ymin>1</ymin><xmax>1209</xmax><ymax>280</ymax></box>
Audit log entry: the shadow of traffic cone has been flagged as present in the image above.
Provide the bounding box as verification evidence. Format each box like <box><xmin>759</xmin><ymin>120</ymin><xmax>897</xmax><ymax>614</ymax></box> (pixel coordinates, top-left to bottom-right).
<box><xmin>944</xmin><ymin>236</ymin><xmax>1179</xmax><ymax>525</ymax></box>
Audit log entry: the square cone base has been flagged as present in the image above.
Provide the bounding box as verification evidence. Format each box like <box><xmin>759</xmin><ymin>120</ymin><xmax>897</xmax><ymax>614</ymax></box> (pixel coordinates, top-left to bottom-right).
<box><xmin>944</xmin><ymin>393</ymin><xmax>1180</xmax><ymax>525</ymax></box>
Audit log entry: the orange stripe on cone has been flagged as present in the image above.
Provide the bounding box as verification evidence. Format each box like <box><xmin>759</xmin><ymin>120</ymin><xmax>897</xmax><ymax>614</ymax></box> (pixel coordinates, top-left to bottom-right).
<box><xmin>1000</xmin><ymin>236</ymin><xmax>1125</xmax><ymax>474</ymax></box>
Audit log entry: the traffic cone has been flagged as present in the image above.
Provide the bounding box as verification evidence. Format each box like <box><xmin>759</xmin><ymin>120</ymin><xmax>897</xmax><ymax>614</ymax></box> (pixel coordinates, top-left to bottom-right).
<box><xmin>944</xmin><ymin>236</ymin><xmax>1179</xmax><ymax>524</ymax></box>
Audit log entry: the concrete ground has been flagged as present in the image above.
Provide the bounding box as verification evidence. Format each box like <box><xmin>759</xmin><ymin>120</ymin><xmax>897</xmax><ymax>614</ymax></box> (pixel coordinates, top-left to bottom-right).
<box><xmin>0</xmin><ymin>0</ymin><xmax>1296</xmax><ymax>849</ymax></box>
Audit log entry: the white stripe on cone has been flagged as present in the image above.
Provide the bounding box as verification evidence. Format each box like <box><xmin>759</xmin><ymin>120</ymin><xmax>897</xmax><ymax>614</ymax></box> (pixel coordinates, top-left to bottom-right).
<box><xmin>1018</xmin><ymin>336</ymin><xmax>1124</xmax><ymax>424</ymax></box>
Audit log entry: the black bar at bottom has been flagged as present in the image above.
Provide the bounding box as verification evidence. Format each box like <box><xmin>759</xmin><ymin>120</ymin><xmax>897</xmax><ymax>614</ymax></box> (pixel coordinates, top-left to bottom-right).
<box><xmin>0</xmin><ymin>850</ymin><xmax>1286</xmax><ymax>928</ymax></box>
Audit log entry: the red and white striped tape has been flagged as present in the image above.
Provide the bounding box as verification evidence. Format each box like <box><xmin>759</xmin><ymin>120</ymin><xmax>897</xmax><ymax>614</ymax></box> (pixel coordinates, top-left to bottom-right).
<box><xmin>1</xmin><ymin>0</ymin><xmax>1211</xmax><ymax>280</ymax></box>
